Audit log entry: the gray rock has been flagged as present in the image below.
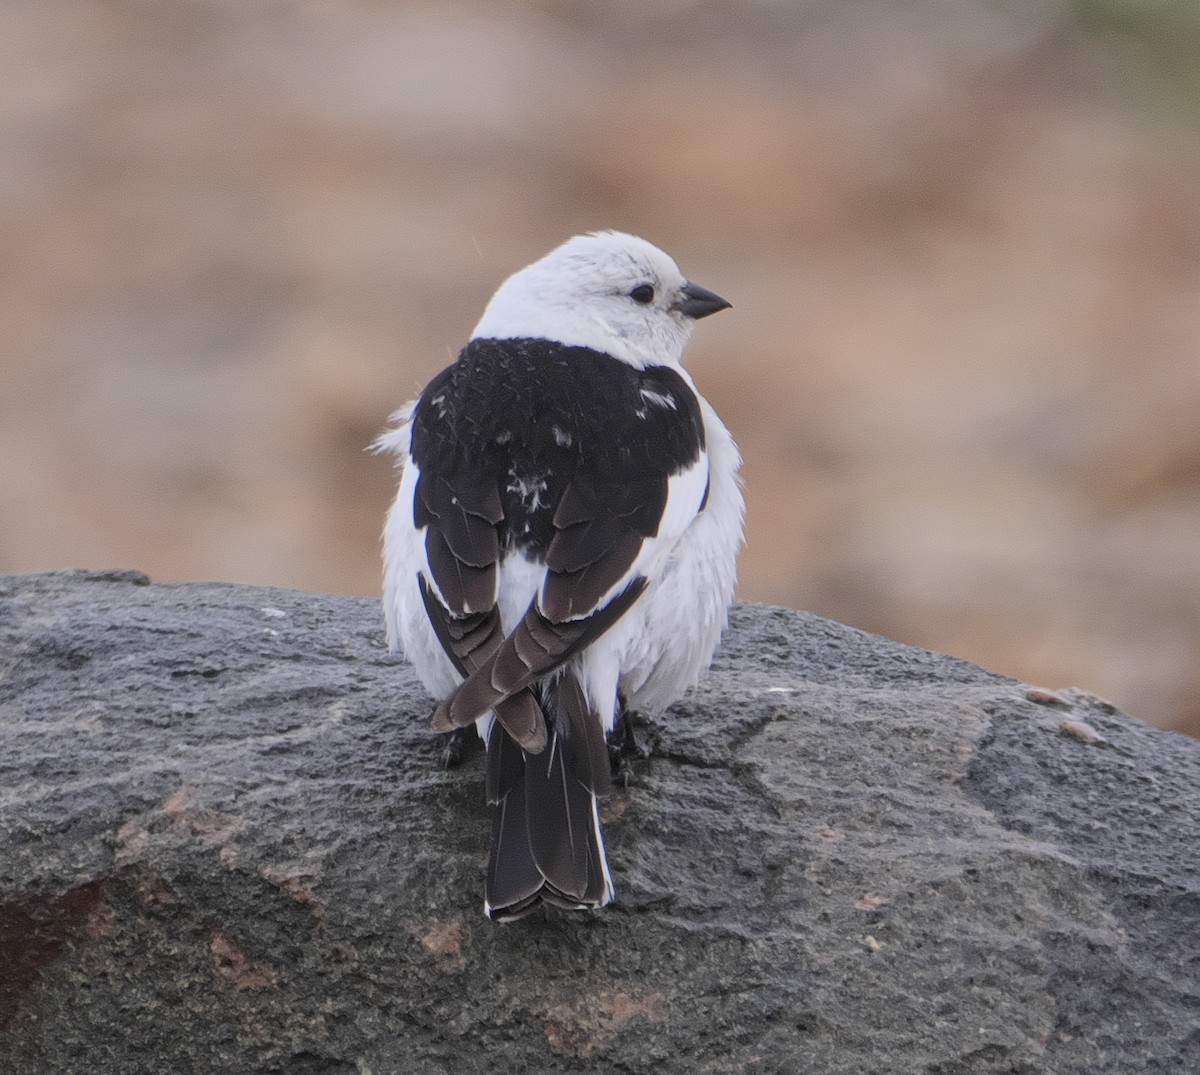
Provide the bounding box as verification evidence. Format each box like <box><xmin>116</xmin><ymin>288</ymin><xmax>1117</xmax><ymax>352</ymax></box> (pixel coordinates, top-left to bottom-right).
<box><xmin>1</xmin><ymin>569</ymin><xmax>1196</xmax><ymax>1074</ymax></box>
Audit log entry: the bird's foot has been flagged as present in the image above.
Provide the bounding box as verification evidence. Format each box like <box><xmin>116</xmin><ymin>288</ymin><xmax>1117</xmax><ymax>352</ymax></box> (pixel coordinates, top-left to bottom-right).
<box><xmin>608</xmin><ymin>707</ymin><xmax>652</xmax><ymax>788</ymax></box>
<box><xmin>439</xmin><ymin>725</ymin><xmax>477</xmax><ymax>770</ymax></box>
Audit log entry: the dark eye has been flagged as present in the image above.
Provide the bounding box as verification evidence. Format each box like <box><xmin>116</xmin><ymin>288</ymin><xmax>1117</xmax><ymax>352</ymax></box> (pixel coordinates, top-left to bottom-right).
<box><xmin>629</xmin><ymin>284</ymin><xmax>655</xmax><ymax>305</ymax></box>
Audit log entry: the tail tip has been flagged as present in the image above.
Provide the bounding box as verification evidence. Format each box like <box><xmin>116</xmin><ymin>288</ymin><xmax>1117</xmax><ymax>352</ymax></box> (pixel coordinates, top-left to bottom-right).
<box><xmin>483</xmin><ymin>882</ymin><xmax>616</xmax><ymax>923</ymax></box>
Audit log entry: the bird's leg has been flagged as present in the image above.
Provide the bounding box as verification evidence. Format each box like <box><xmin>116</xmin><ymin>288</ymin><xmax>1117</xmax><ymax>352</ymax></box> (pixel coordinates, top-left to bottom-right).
<box><xmin>439</xmin><ymin>725</ymin><xmax>477</xmax><ymax>770</ymax></box>
<box><xmin>608</xmin><ymin>695</ymin><xmax>652</xmax><ymax>787</ymax></box>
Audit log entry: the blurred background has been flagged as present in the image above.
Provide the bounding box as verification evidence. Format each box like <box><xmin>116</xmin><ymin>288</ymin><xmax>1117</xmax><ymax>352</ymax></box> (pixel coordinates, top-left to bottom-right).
<box><xmin>3</xmin><ymin>1</ymin><xmax>1198</xmax><ymax>736</ymax></box>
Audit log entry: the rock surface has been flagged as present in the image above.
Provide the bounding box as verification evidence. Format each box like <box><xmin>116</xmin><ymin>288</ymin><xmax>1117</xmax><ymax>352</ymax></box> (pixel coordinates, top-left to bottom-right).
<box><xmin>1</xmin><ymin>569</ymin><xmax>1197</xmax><ymax>1073</ymax></box>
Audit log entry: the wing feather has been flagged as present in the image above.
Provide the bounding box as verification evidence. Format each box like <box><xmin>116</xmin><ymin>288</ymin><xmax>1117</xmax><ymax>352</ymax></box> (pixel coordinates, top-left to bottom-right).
<box><xmin>418</xmin><ymin>469</ymin><xmax>502</xmax><ymax>614</ymax></box>
<box><xmin>435</xmin><ymin>577</ymin><xmax>649</xmax><ymax>731</ymax></box>
<box><xmin>419</xmin><ymin>570</ymin><xmax>548</xmax><ymax>754</ymax></box>
<box><xmin>418</xmin><ymin>473</ymin><xmax>503</xmax><ymax>564</ymax></box>
<box><xmin>409</xmin><ymin>344</ymin><xmax>710</xmax><ymax>745</ymax></box>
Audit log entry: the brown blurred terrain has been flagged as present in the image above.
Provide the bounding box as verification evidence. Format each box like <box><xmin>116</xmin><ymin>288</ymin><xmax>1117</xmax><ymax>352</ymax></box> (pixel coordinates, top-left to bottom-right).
<box><xmin>3</xmin><ymin>1</ymin><xmax>1199</xmax><ymax>735</ymax></box>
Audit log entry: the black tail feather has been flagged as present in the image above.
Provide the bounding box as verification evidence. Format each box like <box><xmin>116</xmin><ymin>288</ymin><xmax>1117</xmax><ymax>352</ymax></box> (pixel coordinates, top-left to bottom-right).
<box><xmin>552</xmin><ymin>673</ymin><xmax>612</xmax><ymax>797</ymax></box>
<box><xmin>483</xmin><ymin>673</ymin><xmax>614</xmax><ymax>920</ymax></box>
<box><xmin>485</xmin><ymin>766</ymin><xmax>543</xmax><ymax>915</ymax></box>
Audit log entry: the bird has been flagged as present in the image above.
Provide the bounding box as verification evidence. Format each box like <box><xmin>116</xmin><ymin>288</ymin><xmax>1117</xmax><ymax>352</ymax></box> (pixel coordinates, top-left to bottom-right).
<box><xmin>376</xmin><ymin>231</ymin><xmax>743</xmax><ymax>920</ymax></box>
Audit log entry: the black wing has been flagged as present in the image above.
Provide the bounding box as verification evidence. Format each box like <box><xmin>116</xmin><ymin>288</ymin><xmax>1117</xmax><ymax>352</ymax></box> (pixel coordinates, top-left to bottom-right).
<box><xmin>413</xmin><ymin>340</ymin><xmax>708</xmax><ymax>735</ymax></box>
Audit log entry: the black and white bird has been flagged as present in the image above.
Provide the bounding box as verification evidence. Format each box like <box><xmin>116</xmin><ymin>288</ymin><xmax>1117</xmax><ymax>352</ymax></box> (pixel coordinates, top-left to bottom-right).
<box><xmin>377</xmin><ymin>231</ymin><xmax>743</xmax><ymax>920</ymax></box>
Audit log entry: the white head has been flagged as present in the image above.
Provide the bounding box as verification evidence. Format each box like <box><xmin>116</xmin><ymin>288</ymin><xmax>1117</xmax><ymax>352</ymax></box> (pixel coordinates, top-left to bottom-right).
<box><xmin>470</xmin><ymin>231</ymin><xmax>730</xmax><ymax>369</ymax></box>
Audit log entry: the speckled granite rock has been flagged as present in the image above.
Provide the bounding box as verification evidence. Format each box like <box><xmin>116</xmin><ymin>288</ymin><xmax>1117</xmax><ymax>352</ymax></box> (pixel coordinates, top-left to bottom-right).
<box><xmin>1</xmin><ymin>570</ymin><xmax>1196</xmax><ymax>1073</ymax></box>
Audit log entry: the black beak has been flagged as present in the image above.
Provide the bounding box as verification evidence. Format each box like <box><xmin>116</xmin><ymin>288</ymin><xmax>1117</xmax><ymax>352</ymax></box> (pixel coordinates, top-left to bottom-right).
<box><xmin>674</xmin><ymin>281</ymin><xmax>731</xmax><ymax>320</ymax></box>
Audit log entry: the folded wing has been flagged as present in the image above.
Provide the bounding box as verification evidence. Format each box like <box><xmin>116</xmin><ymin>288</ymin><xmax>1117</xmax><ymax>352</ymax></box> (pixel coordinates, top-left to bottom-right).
<box><xmin>433</xmin><ymin>451</ymin><xmax>709</xmax><ymax>731</ymax></box>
